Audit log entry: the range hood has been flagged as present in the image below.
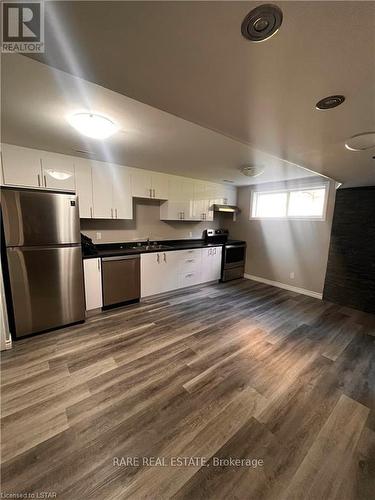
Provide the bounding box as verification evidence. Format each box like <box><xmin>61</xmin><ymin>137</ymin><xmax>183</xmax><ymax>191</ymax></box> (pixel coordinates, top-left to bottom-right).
<box><xmin>213</xmin><ymin>204</ymin><xmax>240</xmax><ymax>214</ymax></box>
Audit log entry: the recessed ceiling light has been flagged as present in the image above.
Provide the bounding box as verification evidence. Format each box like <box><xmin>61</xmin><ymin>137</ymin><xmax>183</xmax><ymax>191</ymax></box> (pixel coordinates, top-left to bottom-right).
<box><xmin>315</xmin><ymin>95</ymin><xmax>345</xmax><ymax>110</ymax></box>
<box><xmin>240</xmin><ymin>165</ymin><xmax>264</xmax><ymax>177</ymax></box>
<box><xmin>241</xmin><ymin>4</ymin><xmax>283</xmax><ymax>42</ymax></box>
<box><xmin>345</xmin><ymin>132</ymin><xmax>375</xmax><ymax>151</ymax></box>
<box><xmin>67</xmin><ymin>112</ymin><xmax>118</xmax><ymax>139</ymax></box>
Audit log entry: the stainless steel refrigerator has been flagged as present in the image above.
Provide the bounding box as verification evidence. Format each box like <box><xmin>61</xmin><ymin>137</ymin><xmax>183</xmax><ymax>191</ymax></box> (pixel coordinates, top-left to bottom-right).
<box><xmin>1</xmin><ymin>188</ymin><xmax>85</xmax><ymax>338</ymax></box>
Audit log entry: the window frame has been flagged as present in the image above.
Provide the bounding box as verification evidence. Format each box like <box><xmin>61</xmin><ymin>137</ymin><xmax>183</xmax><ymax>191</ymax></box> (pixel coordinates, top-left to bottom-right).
<box><xmin>250</xmin><ymin>182</ymin><xmax>330</xmax><ymax>221</ymax></box>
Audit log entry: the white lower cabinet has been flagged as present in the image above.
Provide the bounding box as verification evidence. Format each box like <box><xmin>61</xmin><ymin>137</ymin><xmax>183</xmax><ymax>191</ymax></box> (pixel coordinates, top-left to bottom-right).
<box><xmin>83</xmin><ymin>258</ymin><xmax>103</xmax><ymax>310</ymax></box>
<box><xmin>141</xmin><ymin>252</ymin><xmax>178</xmax><ymax>297</ymax></box>
<box><xmin>201</xmin><ymin>246</ymin><xmax>222</xmax><ymax>283</ymax></box>
<box><xmin>141</xmin><ymin>246</ymin><xmax>222</xmax><ymax>298</ymax></box>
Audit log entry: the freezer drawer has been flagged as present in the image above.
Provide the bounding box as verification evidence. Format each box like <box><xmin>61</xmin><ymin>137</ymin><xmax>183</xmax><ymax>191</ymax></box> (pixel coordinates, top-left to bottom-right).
<box><xmin>6</xmin><ymin>246</ymin><xmax>85</xmax><ymax>337</ymax></box>
<box><xmin>1</xmin><ymin>189</ymin><xmax>80</xmax><ymax>246</ymax></box>
<box><xmin>102</xmin><ymin>255</ymin><xmax>140</xmax><ymax>307</ymax></box>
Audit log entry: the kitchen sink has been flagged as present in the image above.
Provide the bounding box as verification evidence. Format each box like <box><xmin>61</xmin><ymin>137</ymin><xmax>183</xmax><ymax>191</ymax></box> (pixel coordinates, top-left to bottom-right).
<box><xmin>130</xmin><ymin>244</ymin><xmax>173</xmax><ymax>251</ymax></box>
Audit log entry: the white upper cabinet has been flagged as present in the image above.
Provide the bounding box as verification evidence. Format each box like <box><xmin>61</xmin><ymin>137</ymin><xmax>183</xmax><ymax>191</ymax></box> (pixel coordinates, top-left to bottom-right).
<box><xmin>2</xmin><ymin>144</ymin><xmax>42</xmax><ymax>188</ymax></box>
<box><xmin>40</xmin><ymin>152</ymin><xmax>75</xmax><ymax>191</ymax></box>
<box><xmin>92</xmin><ymin>161</ymin><xmax>113</xmax><ymax>219</ymax></box>
<box><xmin>160</xmin><ymin>176</ymin><xmax>194</xmax><ymax>220</ymax></box>
<box><xmin>75</xmin><ymin>158</ymin><xmax>93</xmax><ymax>218</ymax></box>
<box><xmin>91</xmin><ymin>161</ymin><xmax>133</xmax><ymax>220</ymax></box>
<box><xmin>131</xmin><ymin>169</ymin><xmax>151</xmax><ymax>199</ymax></box>
<box><xmin>131</xmin><ymin>169</ymin><xmax>168</xmax><ymax>200</ymax></box>
<box><xmin>1</xmin><ymin>143</ymin><xmax>236</xmax><ymax>222</ymax></box>
<box><xmin>151</xmin><ymin>172</ymin><xmax>169</xmax><ymax>200</ymax></box>
<box><xmin>223</xmin><ymin>186</ymin><xmax>237</xmax><ymax>205</ymax></box>
<box><xmin>193</xmin><ymin>181</ymin><xmax>213</xmax><ymax>221</ymax></box>
<box><xmin>112</xmin><ymin>165</ymin><xmax>133</xmax><ymax>219</ymax></box>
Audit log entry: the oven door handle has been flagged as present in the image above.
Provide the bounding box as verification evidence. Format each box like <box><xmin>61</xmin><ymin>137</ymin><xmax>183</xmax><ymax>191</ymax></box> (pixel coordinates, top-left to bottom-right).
<box><xmin>225</xmin><ymin>244</ymin><xmax>246</xmax><ymax>249</ymax></box>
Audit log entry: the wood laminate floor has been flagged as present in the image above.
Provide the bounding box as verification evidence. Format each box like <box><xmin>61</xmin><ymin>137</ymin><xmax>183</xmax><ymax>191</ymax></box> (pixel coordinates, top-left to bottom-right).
<box><xmin>1</xmin><ymin>279</ymin><xmax>374</xmax><ymax>499</ymax></box>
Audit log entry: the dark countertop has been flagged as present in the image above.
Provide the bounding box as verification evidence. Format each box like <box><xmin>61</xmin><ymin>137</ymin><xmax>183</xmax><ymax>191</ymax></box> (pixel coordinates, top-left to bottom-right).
<box><xmin>82</xmin><ymin>238</ymin><xmax>243</xmax><ymax>259</ymax></box>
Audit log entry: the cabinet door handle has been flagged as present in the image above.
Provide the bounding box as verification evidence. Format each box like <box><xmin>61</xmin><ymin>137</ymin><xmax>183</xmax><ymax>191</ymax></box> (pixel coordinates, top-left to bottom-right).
<box><xmin>90</xmin><ymin>206</ymin><xmax>93</xmax><ymax>218</ymax></box>
<box><xmin>153</xmin><ymin>189</ymin><xmax>156</xmax><ymax>198</ymax></box>
<box><xmin>186</xmin><ymin>259</ymin><xmax>194</xmax><ymax>263</ymax></box>
<box><xmin>157</xmin><ymin>253</ymin><xmax>160</xmax><ymax>264</ymax></box>
<box><xmin>111</xmin><ymin>208</ymin><xmax>113</xmax><ymax>218</ymax></box>
<box><xmin>186</xmin><ymin>273</ymin><xmax>193</xmax><ymax>278</ymax></box>
<box><xmin>44</xmin><ymin>175</ymin><xmax>47</xmax><ymax>187</ymax></box>
<box><xmin>97</xmin><ymin>259</ymin><xmax>101</xmax><ymax>271</ymax></box>
<box><xmin>115</xmin><ymin>208</ymin><xmax>118</xmax><ymax>218</ymax></box>
<box><xmin>149</xmin><ymin>188</ymin><xmax>152</xmax><ymax>198</ymax></box>
<box><xmin>37</xmin><ymin>174</ymin><xmax>41</xmax><ymax>187</ymax></box>
<box><xmin>214</xmin><ymin>248</ymin><xmax>216</xmax><ymax>255</ymax></box>
<box><xmin>163</xmin><ymin>253</ymin><xmax>166</xmax><ymax>263</ymax></box>
<box><xmin>182</xmin><ymin>211</ymin><xmax>185</xmax><ymax>219</ymax></box>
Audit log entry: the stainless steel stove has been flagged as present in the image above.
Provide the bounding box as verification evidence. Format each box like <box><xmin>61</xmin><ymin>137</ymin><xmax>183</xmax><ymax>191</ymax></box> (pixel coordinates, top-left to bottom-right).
<box><xmin>203</xmin><ymin>229</ymin><xmax>246</xmax><ymax>282</ymax></box>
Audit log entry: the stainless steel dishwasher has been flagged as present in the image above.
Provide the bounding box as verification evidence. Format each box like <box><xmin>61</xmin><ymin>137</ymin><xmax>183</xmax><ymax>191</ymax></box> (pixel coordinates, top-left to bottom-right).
<box><xmin>101</xmin><ymin>255</ymin><xmax>140</xmax><ymax>307</ymax></box>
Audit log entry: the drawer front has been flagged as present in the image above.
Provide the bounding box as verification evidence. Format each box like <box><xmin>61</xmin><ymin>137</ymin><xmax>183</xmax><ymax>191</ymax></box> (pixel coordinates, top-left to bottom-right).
<box><xmin>179</xmin><ymin>256</ymin><xmax>201</xmax><ymax>273</ymax></box>
<box><xmin>178</xmin><ymin>271</ymin><xmax>201</xmax><ymax>288</ymax></box>
<box><xmin>177</xmin><ymin>248</ymin><xmax>202</xmax><ymax>260</ymax></box>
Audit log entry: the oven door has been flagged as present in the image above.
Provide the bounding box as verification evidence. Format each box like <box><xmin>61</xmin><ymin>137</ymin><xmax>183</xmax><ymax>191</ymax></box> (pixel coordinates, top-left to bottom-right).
<box><xmin>224</xmin><ymin>244</ymin><xmax>246</xmax><ymax>269</ymax></box>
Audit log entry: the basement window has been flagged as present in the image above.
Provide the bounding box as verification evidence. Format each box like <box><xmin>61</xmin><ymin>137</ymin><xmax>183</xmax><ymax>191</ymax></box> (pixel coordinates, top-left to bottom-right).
<box><xmin>250</xmin><ymin>183</ymin><xmax>329</xmax><ymax>220</ymax></box>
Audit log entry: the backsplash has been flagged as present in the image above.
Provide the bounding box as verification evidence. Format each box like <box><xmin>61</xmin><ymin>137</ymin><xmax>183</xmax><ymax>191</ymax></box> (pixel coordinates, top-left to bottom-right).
<box><xmin>80</xmin><ymin>199</ymin><xmax>220</xmax><ymax>243</ymax></box>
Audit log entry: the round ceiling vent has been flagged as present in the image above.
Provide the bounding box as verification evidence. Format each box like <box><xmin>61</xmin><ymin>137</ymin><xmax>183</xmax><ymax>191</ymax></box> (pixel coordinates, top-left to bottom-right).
<box><xmin>240</xmin><ymin>165</ymin><xmax>264</xmax><ymax>177</ymax></box>
<box><xmin>315</xmin><ymin>95</ymin><xmax>345</xmax><ymax>110</ymax></box>
<box><xmin>241</xmin><ymin>4</ymin><xmax>283</xmax><ymax>42</ymax></box>
<box><xmin>345</xmin><ymin>132</ymin><xmax>375</xmax><ymax>151</ymax></box>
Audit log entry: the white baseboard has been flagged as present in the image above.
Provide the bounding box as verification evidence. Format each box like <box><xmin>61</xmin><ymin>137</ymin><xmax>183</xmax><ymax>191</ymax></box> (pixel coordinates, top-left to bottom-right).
<box><xmin>244</xmin><ymin>273</ymin><xmax>323</xmax><ymax>300</ymax></box>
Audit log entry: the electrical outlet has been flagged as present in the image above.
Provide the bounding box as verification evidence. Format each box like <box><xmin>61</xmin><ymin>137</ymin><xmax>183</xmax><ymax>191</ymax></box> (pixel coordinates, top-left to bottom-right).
<box><xmin>96</xmin><ymin>232</ymin><xmax>102</xmax><ymax>240</ymax></box>
<box><xmin>290</xmin><ymin>272</ymin><xmax>295</xmax><ymax>279</ymax></box>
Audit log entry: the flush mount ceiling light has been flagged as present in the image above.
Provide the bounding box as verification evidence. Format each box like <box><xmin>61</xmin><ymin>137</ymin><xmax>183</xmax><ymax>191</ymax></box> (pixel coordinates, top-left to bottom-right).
<box><xmin>240</xmin><ymin>165</ymin><xmax>264</xmax><ymax>177</ymax></box>
<box><xmin>241</xmin><ymin>4</ymin><xmax>283</xmax><ymax>42</ymax></box>
<box><xmin>345</xmin><ymin>132</ymin><xmax>375</xmax><ymax>151</ymax></box>
<box><xmin>315</xmin><ymin>95</ymin><xmax>345</xmax><ymax>110</ymax></box>
<box><xmin>67</xmin><ymin>112</ymin><xmax>118</xmax><ymax>139</ymax></box>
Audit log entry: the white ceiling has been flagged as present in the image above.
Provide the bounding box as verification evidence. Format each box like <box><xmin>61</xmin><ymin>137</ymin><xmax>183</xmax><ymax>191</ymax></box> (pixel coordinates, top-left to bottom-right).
<box><xmin>1</xmin><ymin>54</ymin><xmax>315</xmax><ymax>186</ymax></box>
<box><xmin>3</xmin><ymin>0</ymin><xmax>375</xmax><ymax>186</ymax></box>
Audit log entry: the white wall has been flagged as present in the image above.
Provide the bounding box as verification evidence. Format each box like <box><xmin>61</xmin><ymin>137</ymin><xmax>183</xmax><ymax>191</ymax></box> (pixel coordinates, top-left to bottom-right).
<box><xmin>222</xmin><ymin>178</ymin><xmax>336</xmax><ymax>294</ymax></box>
